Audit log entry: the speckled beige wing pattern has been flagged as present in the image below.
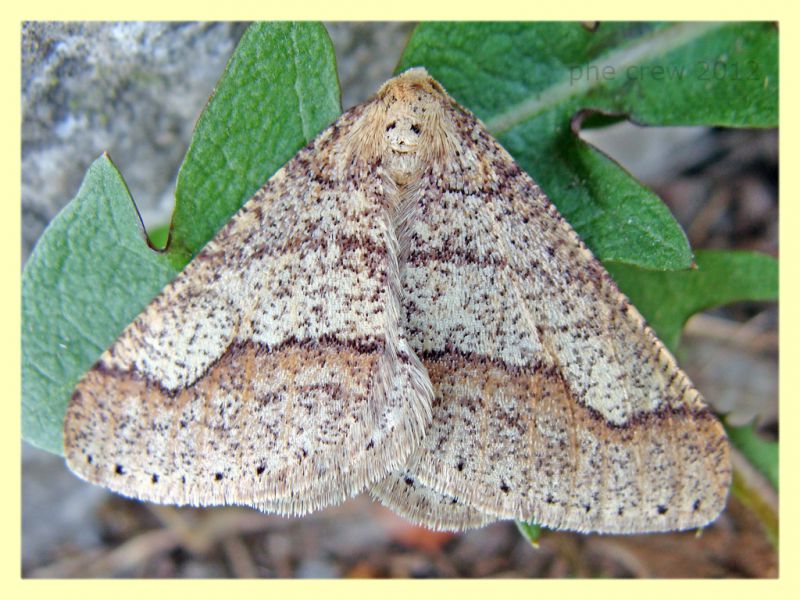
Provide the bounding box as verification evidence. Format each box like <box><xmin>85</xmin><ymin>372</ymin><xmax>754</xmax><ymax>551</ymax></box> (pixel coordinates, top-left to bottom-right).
<box><xmin>256</xmin><ymin>465</ymin><xmax>493</xmax><ymax>530</ymax></box>
<box><xmin>64</xmin><ymin>67</ymin><xmax>730</xmax><ymax>534</ymax></box>
<box><xmin>63</xmin><ymin>99</ymin><xmax>434</xmax><ymax>511</ymax></box>
<box><xmin>365</xmin><ymin>69</ymin><xmax>730</xmax><ymax>534</ymax></box>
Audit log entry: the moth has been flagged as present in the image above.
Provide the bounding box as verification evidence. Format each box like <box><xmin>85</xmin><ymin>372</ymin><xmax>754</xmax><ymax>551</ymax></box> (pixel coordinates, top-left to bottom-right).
<box><xmin>64</xmin><ymin>67</ymin><xmax>731</xmax><ymax>534</ymax></box>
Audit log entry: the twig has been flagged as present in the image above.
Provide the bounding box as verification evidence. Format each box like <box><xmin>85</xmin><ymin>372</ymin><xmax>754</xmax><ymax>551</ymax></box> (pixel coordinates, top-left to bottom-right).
<box><xmin>148</xmin><ymin>505</ymin><xmax>212</xmax><ymax>555</ymax></box>
<box><xmin>83</xmin><ymin>528</ymin><xmax>179</xmax><ymax>577</ymax></box>
<box><xmin>687</xmin><ymin>310</ymin><xmax>776</xmax><ymax>382</ymax></box>
<box><xmin>27</xmin><ymin>548</ymin><xmax>106</xmax><ymax>578</ymax></box>
<box><xmin>586</xmin><ymin>539</ymin><xmax>651</xmax><ymax>578</ymax></box>
<box><xmin>31</xmin><ymin>506</ymin><xmax>279</xmax><ymax>577</ymax></box>
<box><xmin>221</xmin><ymin>535</ymin><xmax>259</xmax><ymax>578</ymax></box>
<box><xmin>730</xmin><ymin>446</ymin><xmax>779</xmax><ymax>549</ymax></box>
<box><xmin>684</xmin><ymin>312</ymin><xmax>777</xmax><ymax>355</ymax></box>
<box><xmin>687</xmin><ymin>187</ymin><xmax>731</xmax><ymax>244</ymax></box>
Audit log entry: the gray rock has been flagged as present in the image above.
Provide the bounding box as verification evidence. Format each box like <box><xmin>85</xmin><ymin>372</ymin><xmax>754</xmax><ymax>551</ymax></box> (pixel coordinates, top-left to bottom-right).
<box><xmin>21</xmin><ymin>22</ymin><xmax>248</xmax><ymax>262</ymax></box>
<box><xmin>326</xmin><ymin>22</ymin><xmax>415</xmax><ymax>109</ymax></box>
<box><xmin>21</xmin><ymin>443</ymin><xmax>108</xmax><ymax>571</ymax></box>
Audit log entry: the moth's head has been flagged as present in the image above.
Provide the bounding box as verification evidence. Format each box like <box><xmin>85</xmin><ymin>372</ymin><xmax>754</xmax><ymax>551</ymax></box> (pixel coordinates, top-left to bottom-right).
<box><xmin>378</xmin><ymin>68</ymin><xmax>446</xmax><ymax>152</ymax></box>
<box><xmin>369</xmin><ymin>67</ymin><xmax>457</xmax><ymax>185</ymax></box>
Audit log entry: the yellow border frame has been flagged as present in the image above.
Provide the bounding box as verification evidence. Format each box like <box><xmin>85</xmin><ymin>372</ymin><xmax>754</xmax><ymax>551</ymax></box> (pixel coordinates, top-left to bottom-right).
<box><xmin>8</xmin><ymin>3</ymin><xmax>793</xmax><ymax>595</ymax></box>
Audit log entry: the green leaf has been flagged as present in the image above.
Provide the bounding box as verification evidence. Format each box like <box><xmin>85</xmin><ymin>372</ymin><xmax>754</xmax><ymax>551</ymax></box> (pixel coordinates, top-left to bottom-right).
<box><xmin>399</xmin><ymin>22</ymin><xmax>777</xmax><ymax>269</ymax></box>
<box><xmin>147</xmin><ymin>222</ymin><xmax>170</xmax><ymax>250</ymax></box>
<box><xmin>727</xmin><ymin>422</ymin><xmax>778</xmax><ymax>491</ymax></box>
<box><xmin>515</xmin><ymin>521</ymin><xmax>543</xmax><ymax>547</ymax></box>
<box><xmin>22</xmin><ymin>156</ymin><xmax>179</xmax><ymax>454</ymax></box>
<box><xmin>605</xmin><ymin>249</ymin><xmax>778</xmax><ymax>352</ymax></box>
<box><xmin>170</xmin><ymin>22</ymin><xmax>341</xmax><ymax>265</ymax></box>
<box><xmin>21</xmin><ymin>23</ymin><xmax>341</xmax><ymax>455</ymax></box>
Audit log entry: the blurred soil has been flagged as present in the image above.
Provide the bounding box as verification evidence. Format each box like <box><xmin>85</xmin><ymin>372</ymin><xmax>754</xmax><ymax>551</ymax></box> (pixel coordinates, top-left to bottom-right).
<box><xmin>24</xmin><ymin>491</ymin><xmax>776</xmax><ymax>578</ymax></box>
